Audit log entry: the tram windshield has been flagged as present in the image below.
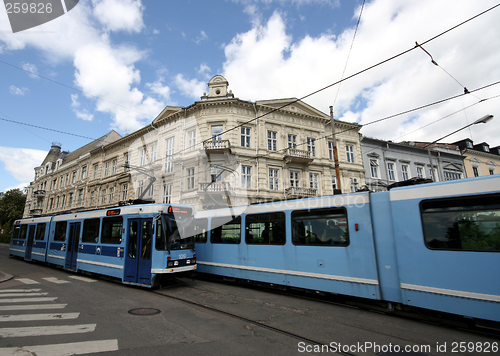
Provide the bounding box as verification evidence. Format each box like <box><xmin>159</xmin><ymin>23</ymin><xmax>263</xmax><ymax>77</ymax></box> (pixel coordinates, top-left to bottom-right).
<box><xmin>156</xmin><ymin>212</ymin><xmax>195</xmax><ymax>251</ymax></box>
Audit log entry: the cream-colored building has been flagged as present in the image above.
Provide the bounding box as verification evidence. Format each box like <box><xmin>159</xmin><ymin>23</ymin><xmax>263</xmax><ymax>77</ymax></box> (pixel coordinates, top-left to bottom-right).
<box><xmin>23</xmin><ymin>75</ymin><xmax>365</xmax><ymax>217</ymax></box>
<box><xmin>453</xmin><ymin>139</ymin><xmax>500</xmax><ymax>177</ymax></box>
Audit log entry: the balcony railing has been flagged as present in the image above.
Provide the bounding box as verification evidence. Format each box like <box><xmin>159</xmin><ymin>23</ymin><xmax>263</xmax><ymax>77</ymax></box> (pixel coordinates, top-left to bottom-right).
<box><xmin>32</xmin><ymin>190</ymin><xmax>46</xmax><ymax>197</ymax></box>
<box><xmin>284</xmin><ymin>148</ymin><xmax>313</xmax><ymax>165</ymax></box>
<box><xmin>203</xmin><ymin>140</ymin><xmax>231</xmax><ymax>153</ymax></box>
<box><xmin>199</xmin><ymin>182</ymin><xmax>232</xmax><ymax>193</ymax></box>
<box><xmin>285</xmin><ymin>187</ymin><xmax>317</xmax><ymax>198</ymax></box>
<box><xmin>29</xmin><ymin>208</ymin><xmax>42</xmax><ymax>216</ymax></box>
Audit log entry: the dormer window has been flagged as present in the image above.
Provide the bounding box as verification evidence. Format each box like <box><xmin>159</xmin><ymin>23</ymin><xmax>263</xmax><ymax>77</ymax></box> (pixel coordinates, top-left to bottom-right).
<box><xmin>484</xmin><ymin>145</ymin><xmax>490</xmax><ymax>152</ymax></box>
<box><xmin>466</xmin><ymin>141</ymin><xmax>473</xmax><ymax>148</ymax></box>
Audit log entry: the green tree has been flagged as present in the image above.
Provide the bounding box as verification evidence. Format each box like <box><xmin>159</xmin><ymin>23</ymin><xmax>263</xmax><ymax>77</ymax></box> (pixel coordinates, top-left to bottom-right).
<box><xmin>0</xmin><ymin>189</ymin><xmax>26</xmax><ymax>233</ymax></box>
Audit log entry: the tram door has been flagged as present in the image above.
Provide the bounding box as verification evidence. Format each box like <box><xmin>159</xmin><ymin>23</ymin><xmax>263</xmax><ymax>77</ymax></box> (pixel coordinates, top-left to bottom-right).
<box><xmin>124</xmin><ymin>219</ymin><xmax>152</xmax><ymax>285</ymax></box>
<box><xmin>24</xmin><ymin>225</ymin><xmax>36</xmax><ymax>261</ymax></box>
<box><xmin>65</xmin><ymin>222</ymin><xmax>81</xmax><ymax>271</ymax></box>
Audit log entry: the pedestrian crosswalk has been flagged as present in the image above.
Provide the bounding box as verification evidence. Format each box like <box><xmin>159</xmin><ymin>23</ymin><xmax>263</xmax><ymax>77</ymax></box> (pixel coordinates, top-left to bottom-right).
<box><xmin>0</xmin><ymin>287</ymin><xmax>118</xmax><ymax>355</ymax></box>
<box><xmin>13</xmin><ymin>274</ymin><xmax>97</xmax><ymax>285</ymax></box>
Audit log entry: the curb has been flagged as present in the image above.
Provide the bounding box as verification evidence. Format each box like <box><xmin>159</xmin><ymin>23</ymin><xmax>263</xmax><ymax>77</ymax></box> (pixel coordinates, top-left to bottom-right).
<box><xmin>0</xmin><ymin>271</ymin><xmax>13</xmax><ymax>283</ymax></box>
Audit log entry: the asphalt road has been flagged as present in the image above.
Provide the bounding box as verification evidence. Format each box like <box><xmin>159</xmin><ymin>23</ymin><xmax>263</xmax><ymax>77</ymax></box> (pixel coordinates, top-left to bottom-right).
<box><xmin>0</xmin><ymin>244</ymin><xmax>498</xmax><ymax>356</ymax></box>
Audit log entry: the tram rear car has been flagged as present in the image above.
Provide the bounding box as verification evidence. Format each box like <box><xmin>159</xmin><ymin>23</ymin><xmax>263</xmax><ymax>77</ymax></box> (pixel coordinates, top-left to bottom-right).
<box><xmin>194</xmin><ymin>175</ymin><xmax>500</xmax><ymax>324</ymax></box>
<box><xmin>10</xmin><ymin>204</ymin><xmax>197</xmax><ymax>287</ymax></box>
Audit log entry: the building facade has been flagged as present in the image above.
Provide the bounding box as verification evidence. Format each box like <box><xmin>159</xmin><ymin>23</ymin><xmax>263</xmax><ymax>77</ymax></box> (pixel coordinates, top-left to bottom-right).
<box><xmin>361</xmin><ymin>137</ymin><xmax>465</xmax><ymax>191</ymax></box>
<box><xmin>23</xmin><ymin>75</ymin><xmax>366</xmax><ymax>217</ymax></box>
<box><xmin>452</xmin><ymin>139</ymin><xmax>500</xmax><ymax>177</ymax></box>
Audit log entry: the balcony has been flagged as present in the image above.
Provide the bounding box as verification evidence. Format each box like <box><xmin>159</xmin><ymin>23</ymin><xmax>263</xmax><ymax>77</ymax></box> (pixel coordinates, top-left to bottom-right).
<box><xmin>203</xmin><ymin>140</ymin><xmax>231</xmax><ymax>154</ymax></box>
<box><xmin>32</xmin><ymin>190</ymin><xmax>46</xmax><ymax>199</ymax></box>
<box><xmin>29</xmin><ymin>209</ymin><xmax>42</xmax><ymax>217</ymax></box>
<box><xmin>199</xmin><ymin>181</ymin><xmax>232</xmax><ymax>193</ymax></box>
<box><xmin>284</xmin><ymin>148</ymin><xmax>313</xmax><ymax>165</ymax></box>
<box><xmin>285</xmin><ymin>187</ymin><xmax>317</xmax><ymax>199</ymax></box>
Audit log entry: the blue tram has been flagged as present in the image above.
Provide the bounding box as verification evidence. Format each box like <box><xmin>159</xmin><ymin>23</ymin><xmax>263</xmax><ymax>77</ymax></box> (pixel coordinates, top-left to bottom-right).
<box><xmin>10</xmin><ymin>204</ymin><xmax>197</xmax><ymax>287</ymax></box>
<box><xmin>193</xmin><ymin>175</ymin><xmax>500</xmax><ymax>324</ymax></box>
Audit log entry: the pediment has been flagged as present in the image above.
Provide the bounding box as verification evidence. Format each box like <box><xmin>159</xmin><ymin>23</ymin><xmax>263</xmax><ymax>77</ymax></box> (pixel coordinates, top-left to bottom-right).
<box><xmin>256</xmin><ymin>98</ymin><xmax>329</xmax><ymax>120</ymax></box>
<box><xmin>152</xmin><ymin>106</ymin><xmax>184</xmax><ymax>125</ymax></box>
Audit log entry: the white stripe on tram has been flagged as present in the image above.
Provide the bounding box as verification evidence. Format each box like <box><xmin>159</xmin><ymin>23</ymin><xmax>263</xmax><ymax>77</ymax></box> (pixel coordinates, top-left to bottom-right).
<box><xmin>0</xmin><ymin>313</ymin><xmax>80</xmax><ymax>322</ymax></box>
<box><xmin>0</xmin><ymin>324</ymin><xmax>96</xmax><ymax>338</ymax></box>
<box><xmin>401</xmin><ymin>283</ymin><xmax>500</xmax><ymax>303</ymax></box>
<box><xmin>0</xmin><ymin>339</ymin><xmax>119</xmax><ymax>356</ymax></box>
<box><xmin>198</xmin><ymin>261</ymin><xmax>379</xmax><ymax>285</ymax></box>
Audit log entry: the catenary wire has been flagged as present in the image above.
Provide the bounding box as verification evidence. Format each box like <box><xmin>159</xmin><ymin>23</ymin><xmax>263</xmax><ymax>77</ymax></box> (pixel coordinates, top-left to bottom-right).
<box><xmin>165</xmin><ymin>2</ymin><xmax>500</xmax><ymax>161</ymax></box>
<box><xmin>2</xmin><ymin>3</ymin><xmax>498</xmax><ymax>157</ymax></box>
<box><xmin>332</xmin><ymin>0</ymin><xmax>366</xmax><ymax>112</ymax></box>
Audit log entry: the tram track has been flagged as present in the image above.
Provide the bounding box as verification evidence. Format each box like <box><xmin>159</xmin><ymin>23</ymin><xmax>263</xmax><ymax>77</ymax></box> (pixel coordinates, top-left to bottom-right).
<box><xmin>152</xmin><ymin>284</ymin><xmax>358</xmax><ymax>356</ymax></box>
<box><xmin>152</xmin><ymin>278</ymin><xmax>500</xmax><ymax>356</ymax></box>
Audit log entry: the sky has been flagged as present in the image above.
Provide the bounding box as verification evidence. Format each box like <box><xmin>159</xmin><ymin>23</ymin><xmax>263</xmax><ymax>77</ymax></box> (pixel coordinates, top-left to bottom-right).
<box><xmin>0</xmin><ymin>0</ymin><xmax>499</xmax><ymax>192</ymax></box>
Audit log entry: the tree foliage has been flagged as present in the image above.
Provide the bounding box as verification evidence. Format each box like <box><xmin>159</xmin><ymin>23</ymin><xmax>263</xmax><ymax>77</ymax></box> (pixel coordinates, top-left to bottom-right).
<box><xmin>0</xmin><ymin>189</ymin><xmax>26</xmax><ymax>233</ymax></box>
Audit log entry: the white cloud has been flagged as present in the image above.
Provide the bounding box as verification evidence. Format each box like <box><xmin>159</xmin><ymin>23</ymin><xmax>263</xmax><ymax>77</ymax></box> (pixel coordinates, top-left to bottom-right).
<box><xmin>0</xmin><ymin>147</ymin><xmax>46</xmax><ymax>183</ymax></box>
<box><xmin>0</xmin><ymin>1</ymin><xmax>162</xmax><ymax>133</ymax></box>
<box><xmin>174</xmin><ymin>74</ymin><xmax>206</xmax><ymax>99</ymax></box>
<box><xmin>9</xmin><ymin>86</ymin><xmax>29</xmax><ymax>95</ymax></box>
<box><xmin>21</xmin><ymin>62</ymin><xmax>39</xmax><ymax>79</ymax></box>
<box><xmin>146</xmin><ymin>78</ymin><xmax>172</xmax><ymax>101</ymax></box>
<box><xmin>92</xmin><ymin>0</ymin><xmax>145</xmax><ymax>33</ymax></box>
<box><xmin>221</xmin><ymin>1</ymin><xmax>500</xmax><ymax>146</ymax></box>
<box><xmin>71</xmin><ymin>94</ymin><xmax>94</xmax><ymax>121</ymax></box>
<box><xmin>198</xmin><ymin>64</ymin><xmax>211</xmax><ymax>78</ymax></box>
<box><xmin>195</xmin><ymin>30</ymin><xmax>208</xmax><ymax>44</ymax></box>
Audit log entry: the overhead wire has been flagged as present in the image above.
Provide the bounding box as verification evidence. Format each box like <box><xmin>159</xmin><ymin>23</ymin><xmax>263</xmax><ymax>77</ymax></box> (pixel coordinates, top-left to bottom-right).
<box><xmin>1</xmin><ymin>2</ymin><xmax>498</xmax><ymax>160</ymax></box>
<box><xmin>332</xmin><ymin>0</ymin><xmax>366</xmax><ymax>112</ymax></box>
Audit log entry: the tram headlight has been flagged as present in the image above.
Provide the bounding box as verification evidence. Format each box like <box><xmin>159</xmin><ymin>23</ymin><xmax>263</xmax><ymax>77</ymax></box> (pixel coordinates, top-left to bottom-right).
<box><xmin>174</xmin><ymin>261</ymin><xmax>179</xmax><ymax>266</ymax></box>
<box><xmin>167</xmin><ymin>261</ymin><xmax>174</xmax><ymax>267</ymax></box>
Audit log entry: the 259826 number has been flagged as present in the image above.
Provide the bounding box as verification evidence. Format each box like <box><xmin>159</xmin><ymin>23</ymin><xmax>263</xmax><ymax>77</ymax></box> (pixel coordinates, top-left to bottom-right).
<box><xmin>451</xmin><ymin>342</ymin><xmax>498</xmax><ymax>353</ymax></box>
<box><xmin>5</xmin><ymin>2</ymin><xmax>53</xmax><ymax>14</ymax></box>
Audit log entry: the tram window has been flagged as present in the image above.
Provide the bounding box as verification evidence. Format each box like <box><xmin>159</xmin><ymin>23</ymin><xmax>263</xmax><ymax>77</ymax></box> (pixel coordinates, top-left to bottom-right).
<box><xmin>19</xmin><ymin>225</ymin><xmax>28</xmax><ymax>240</ymax></box>
<box><xmin>35</xmin><ymin>223</ymin><xmax>46</xmax><ymax>240</ymax></box>
<box><xmin>141</xmin><ymin>221</ymin><xmax>152</xmax><ymax>259</ymax></box>
<box><xmin>82</xmin><ymin>219</ymin><xmax>100</xmax><ymax>243</ymax></box>
<box><xmin>211</xmin><ymin>216</ymin><xmax>241</xmax><ymax>244</ymax></box>
<box><xmin>292</xmin><ymin>208</ymin><xmax>349</xmax><ymax>246</ymax></box>
<box><xmin>12</xmin><ymin>225</ymin><xmax>20</xmax><ymax>239</ymax></box>
<box><xmin>101</xmin><ymin>216</ymin><xmax>123</xmax><ymax>244</ymax></box>
<box><xmin>246</xmin><ymin>212</ymin><xmax>285</xmax><ymax>245</ymax></box>
<box><xmin>155</xmin><ymin>219</ymin><xmax>166</xmax><ymax>250</ymax></box>
<box><xmin>54</xmin><ymin>222</ymin><xmax>67</xmax><ymax>242</ymax></box>
<box><xmin>421</xmin><ymin>194</ymin><xmax>500</xmax><ymax>251</ymax></box>
<box><xmin>186</xmin><ymin>218</ymin><xmax>207</xmax><ymax>243</ymax></box>
<box><xmin>128</xmin><ymin>221</ymin><xmax>138</xmax><ymax>258</ymax></box>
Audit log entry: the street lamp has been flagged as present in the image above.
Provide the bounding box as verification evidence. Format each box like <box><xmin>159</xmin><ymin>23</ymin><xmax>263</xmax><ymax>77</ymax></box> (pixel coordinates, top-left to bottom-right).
<box><xmin>424</xmin><ymin>115</ymin><xmax>494</xmax><ymax>181</ymax></box>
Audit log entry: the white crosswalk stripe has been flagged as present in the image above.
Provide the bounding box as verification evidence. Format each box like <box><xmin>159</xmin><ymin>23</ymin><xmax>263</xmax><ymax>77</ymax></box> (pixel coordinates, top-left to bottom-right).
<box><xmin>0</xmin><ymin>289</ymin><xmax>41</xmax><ymax>293</ymax></box>
<box><xmin>0</xmin><ymin>324</ymin><xmax>97</xmax><ymax>337</ymax></box>
<box><xmin>0</xmin><ymin>340</ymin><xmax>119</xmax><ymax>356</ymax></box>
<box><xmin>0</xmin><ymin>312</ymin><xmax>80</xmax><ymax>322</ymax></box>
<box><xmin>42</xmin><ymin>277</ymin><xmax>70</xmax><ymax>284</ymax></box>
<box><xmin>14</xmin><ymin>278</ymin><xmax>39</xmax><ymax>284</ymax></box>
<box><xmin>0</xmin><ymin>292</ymin><xmax>48</xmax><ymax>298</ymax></box>
<box><xmin>0</xmin><ymin>287</ymin><xmax>119</xmax><ymax>354</ymax></box>
<box><xmin>0</xmin><ymin>297</ymin><xmax>57</xmax><ymax>303</ymax></box>
<box><xmin>0</xmin><ymin>304</ymin><xmax>67</xmax><ymax>311</ymax></box>
<box><xmin>68</xmin><ymin>275</ymin><xmax>96</xmax><ymax>282</ymax></box>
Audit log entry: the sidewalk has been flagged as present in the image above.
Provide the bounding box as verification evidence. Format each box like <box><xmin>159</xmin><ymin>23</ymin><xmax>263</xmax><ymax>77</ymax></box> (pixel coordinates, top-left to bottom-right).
<box><xmin>0</xmin><ymin>243</ymin><xmax>13</xmax><ymax>283</ymax></box>
<box><xmin>0</xmin><ymin>270</ymin><xmax>13</xmax><ymax>283</ymax></box>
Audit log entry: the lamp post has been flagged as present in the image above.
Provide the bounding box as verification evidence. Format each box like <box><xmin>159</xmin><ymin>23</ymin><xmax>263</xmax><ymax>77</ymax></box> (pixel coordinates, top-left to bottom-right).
<box><xmin>424</xmin><ymin>115</ymin><xmax>494</xmax><ymax>182</ymax></box>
